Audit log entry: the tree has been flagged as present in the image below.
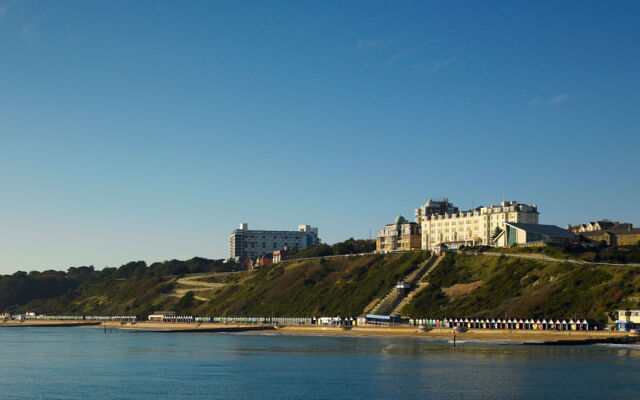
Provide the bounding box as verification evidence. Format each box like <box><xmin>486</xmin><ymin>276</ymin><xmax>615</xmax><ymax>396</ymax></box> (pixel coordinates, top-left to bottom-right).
<box><xmin>490</xmin><ymin>227</ymin><xmax>502</xmax><ymax>241</ymax></box>
<box><xmin>176</xmin><ymin>291</ymin><xmax>196</xmax><ymax>314</ymax></box>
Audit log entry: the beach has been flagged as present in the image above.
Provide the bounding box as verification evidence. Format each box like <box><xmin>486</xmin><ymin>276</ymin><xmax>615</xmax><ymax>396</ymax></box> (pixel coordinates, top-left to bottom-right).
<box><xmin>3</xmin><ymin>319</ymin><xmax>637</xmax><ymax>345</ymax></box>
<box><xmin>92</xmin><ymin>321</ymin><xmax>638</xmax><ymax>344</ymax></box>
<box><xmin>1</xmin><ymin>320</ymin><xmax>101</xmax><ymax>327</ymax></box>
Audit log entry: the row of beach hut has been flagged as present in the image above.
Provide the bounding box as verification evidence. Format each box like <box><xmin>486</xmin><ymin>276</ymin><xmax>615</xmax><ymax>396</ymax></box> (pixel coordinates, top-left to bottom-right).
<box><xmin>21</xmin><ymin>315</ymin><xmax>137</xmax><ymax>322</ymax></box>
<box><xmin>409</xmin><ymin>318</ymin><xmax>591</xmax><ymax>331</ymax></box>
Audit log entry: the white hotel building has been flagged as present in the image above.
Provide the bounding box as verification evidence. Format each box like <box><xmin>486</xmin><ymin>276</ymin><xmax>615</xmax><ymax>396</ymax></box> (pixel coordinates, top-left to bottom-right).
<box><xmin>415</xmin><ymin>199</ymin><xmax>539</xmax><ymax>249</ymax></box>
<box><xmin>229</xmin><ymin>223</ymin><xmax>319</xmax><ymax>259</ymax></box>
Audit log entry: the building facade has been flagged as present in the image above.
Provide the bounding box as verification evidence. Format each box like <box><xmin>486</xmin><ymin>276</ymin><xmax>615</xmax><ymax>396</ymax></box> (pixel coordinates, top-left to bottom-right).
<box><xmin>567</xmin><ymin>220</ymin><xmax>632</xmax><ymax>234</ymax></box>
<box><xmin>415</xmin><ymin>199</ymin><xmax>539</xmax><ymax>249</ymax></box>
<box><xmin>617</xmin><ymin>309</ymin><xmax>640</xmax><ymax>331</ymax></box>
<box><xmin>229</xmin><ymin>223</ymin><xmax>319</xmax><ymax>259</ymax></box>
<box><xmin>376</xmin><ymin>216</ymin><xmax>422</xmax><ymax>252</ymax></box>
<box><xmin>580</xmin><ymin>227</ymin><xmax>640</xmax><ymax>246</ymax></box>
<box><xmin>496</xmin><ymin>222</ymin><xmax>575</xmax><ymax>247</ymax></box>
<box><xmin>273</xmin><ymin>247</ymin><xmax>292</xmax><ymax>263</ymax></box>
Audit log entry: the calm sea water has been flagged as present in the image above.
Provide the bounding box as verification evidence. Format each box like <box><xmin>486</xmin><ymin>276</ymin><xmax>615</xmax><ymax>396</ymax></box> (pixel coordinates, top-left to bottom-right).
<box><xmin>1</xmin><ymin>327</ymin><xmax>639</xmax><ymax>399</ymax></box>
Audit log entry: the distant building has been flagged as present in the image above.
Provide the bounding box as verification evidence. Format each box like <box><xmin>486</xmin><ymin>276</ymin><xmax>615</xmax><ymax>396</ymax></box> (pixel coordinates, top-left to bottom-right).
<box><xmin>148</xmin><ymin>311</ymin><xmax>176</xmax><ymax>322</ymax></box>
<box><xmin>273</xmin><ymin>246</ymin><xmax>292</xmax><ymax>263</ymax></box>
<box><xmin>567</xmin><ymin>220</ymin><xmax>632</xmax><ymax>234</ymax></box>
<box><xmin>616</xmin><ymin>309</ymin><xmax>640</xmax><ymax>331</ymax></box>
<box><xmin>495</xmin><ymin>223</ymin><xmax>575</xmax><ymax>247</ymax></box>
<box><xmin>431</xmin><ymin>243</ymin><xmax>449</xmax><ymax>255</ymax></box>
<box><xmin>415</xmin><ymin>199</ymin><xmax>539</xmax><ymax>249</ymax></box>
<box><xmin>259</xmin><ymin>253</ymin><xmax>273</xmax><ymax>267</ymax></box>
<box><xmin>247</xmin><ymin>257</ymin><xmax>259</xmax><ymax>271</ymax></box>
<box><xmin>580</xmin><ymin>226</ymin><xmax>640</xmax><ymax>246</ymax></box>
<box><xmin>376</xmin><ymin>216</ymin><xmax>421</xmax><ymax>252</ymax></box>
<box><xmin>229</xmin><ymin>223</ymin><xmax>319</xmax><ymax>259</ymax></box>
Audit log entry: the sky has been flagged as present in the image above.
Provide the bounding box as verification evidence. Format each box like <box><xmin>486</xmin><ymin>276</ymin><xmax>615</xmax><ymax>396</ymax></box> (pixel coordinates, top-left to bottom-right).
<box><xmin>1</xmin><ymin>1</ymin><xmax>638</xmax><ymax>274</ymax></box>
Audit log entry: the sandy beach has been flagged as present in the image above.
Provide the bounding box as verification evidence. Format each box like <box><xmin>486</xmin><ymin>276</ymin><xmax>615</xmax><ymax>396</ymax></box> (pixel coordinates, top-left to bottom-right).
<box><xmin>1</xmin><ymin>320</ymin><xmax>101</xmax><ymax>327</ymax></box>
<box><xmin>3</xmin><ymin>320</ymin><xmax>637</xmax><ymax>345</ymax></box>
<box><xmin>92</xmin><ymin>321</ymin><xmax>638</xmax><ymax>344</ymax></box>
<box><xmin>273</xmin><ymin>325</ymin><xmax>637</xmax><ymax>343</ymax></box>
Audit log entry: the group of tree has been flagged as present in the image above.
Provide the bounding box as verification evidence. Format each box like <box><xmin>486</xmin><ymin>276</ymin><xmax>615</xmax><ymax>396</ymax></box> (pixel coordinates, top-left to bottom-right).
<box><xmin>0</xmin><ymin>257</ymin><xmax>238</xmax><ymax>312</ymax></box>
<box><xmin>285</xmin><ymin>238</ymin><xmax>376</xmax><ymax>260</ymax></box>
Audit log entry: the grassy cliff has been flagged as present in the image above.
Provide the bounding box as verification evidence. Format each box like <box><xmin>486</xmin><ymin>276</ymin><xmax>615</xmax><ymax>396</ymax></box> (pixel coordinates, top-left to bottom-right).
<box><xmin>400</xmin><ymin>253</ymin><xmax>640</xmax><ymax>323</ymax></box>
<box><xmin>198</xmin><ymin>251</ymin><xmax>431</xmax><ymax>317</ymax></box>
<box><xmin>7</xmin><ymin>251</ymin><xmax>431</xmax><ymax>318</ymax></box>
<box><xmin>5</xmin><ymin>258</ymin><xmax>235</xmax><ymax>316</ymax></box>
<box><xmin>5</xmin><ymin>251</ymin><xmax>639</xmax><ymax>324</ymax></box>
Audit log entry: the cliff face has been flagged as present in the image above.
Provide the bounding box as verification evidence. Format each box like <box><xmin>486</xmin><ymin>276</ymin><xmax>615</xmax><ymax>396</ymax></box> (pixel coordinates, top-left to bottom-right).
<box><xmin>7</xmin><ymin>251</ymin><xmax>638</xmax><ymax>324</ymax></box>
<box><xmin>400</xmin><ymin>253</ymin><xmax>640</xmax><ymax>323</ymax></box>
<box><xmin>198</xmin><ymin>251</ymin><xmax>431</xmax><ymax>317</ymax></box>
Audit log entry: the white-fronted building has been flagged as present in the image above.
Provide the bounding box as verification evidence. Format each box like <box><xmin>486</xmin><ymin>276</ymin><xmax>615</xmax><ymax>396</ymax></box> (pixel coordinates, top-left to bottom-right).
<box><xmin>415</xmin><ymin>200</ymin><xmax>539</xmax><ymax>249</ymax></box>
<box><xmin>229</xmin><ymin>223</ymin><xmax>319</xmax><ymax>259</ymax></box>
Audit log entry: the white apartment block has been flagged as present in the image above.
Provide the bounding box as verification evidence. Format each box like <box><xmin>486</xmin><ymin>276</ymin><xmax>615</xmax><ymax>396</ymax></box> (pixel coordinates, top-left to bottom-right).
<box><xmin>415</xmin><ymin>200</ymin><xmax>539</xmax><ymax>249</ymax></box>
<box><xmin>229</xmin><ymin>223</ymin><xmax>319</xmax><ymax>259</ymax></box>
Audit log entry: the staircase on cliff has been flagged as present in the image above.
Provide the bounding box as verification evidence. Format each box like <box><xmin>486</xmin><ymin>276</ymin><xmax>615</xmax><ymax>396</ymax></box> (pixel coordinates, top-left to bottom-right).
<box><xmin>390</xmin><ymin>255</ymin><xmax>445</xmax><ymax>316</ymax></box>
<box><xmin>369</xmin><ymin>254</ymin><xmax>443</xmax><ymax>316</ymax></box>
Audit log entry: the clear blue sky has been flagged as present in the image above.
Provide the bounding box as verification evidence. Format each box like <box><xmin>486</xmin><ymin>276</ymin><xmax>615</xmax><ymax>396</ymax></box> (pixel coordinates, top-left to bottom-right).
<box><xmin>1</xmin><ymin>1</ymin><xmax>638</xmax><ymax>273</ymax></box>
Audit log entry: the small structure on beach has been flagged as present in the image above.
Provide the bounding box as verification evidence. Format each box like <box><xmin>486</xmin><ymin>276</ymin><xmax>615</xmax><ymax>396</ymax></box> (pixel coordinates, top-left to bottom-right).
<box><xmin>148</xmin><ymin>311</ymin><xmax>176</xmax><ymax>322</ymax></box>
<box><xmin>616</xmin><ymin>309</ymin><xmax>640</xmax><ymax>331</ymax></box>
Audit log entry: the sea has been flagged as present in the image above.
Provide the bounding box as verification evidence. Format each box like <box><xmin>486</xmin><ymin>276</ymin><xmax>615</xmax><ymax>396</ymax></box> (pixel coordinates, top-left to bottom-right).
<box><xmin>1</xmin><ymin>327</ymin><xmax>639</xmax><ymax>399</ymax></box>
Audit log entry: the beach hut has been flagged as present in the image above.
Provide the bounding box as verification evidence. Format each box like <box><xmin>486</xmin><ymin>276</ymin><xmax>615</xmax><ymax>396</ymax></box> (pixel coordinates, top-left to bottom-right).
<box><xmin>524</xmin><ymin>319</ymin><xmax>531</xmax><ymax>330</ymax></box>
<box><xmin>491</xmin><ymin>319</ymin><xmax>496</xmax><ymax>329</ymax></box>
<box><xmin>541</xmin><ymin>319</ymin><xmax>548</xmax><ymax>330</ymax></box>
<box><xmin>582</xmin><ymin>319</ymin><xmax>589</xmax><ymax>331</ymax></box>
<box><xmin>506</xmin><ymin>319</ymin><xmax>512</xmax><ymax>329</ymax></box>
<box><xmin>474</xmin><ymin>318</ymin><xmax>480</xmax><ymax>329</ymax></box>
<box><xmin>516</xmin><ymin>319</ymin><xmax>523</xmax><ymax>330</ymax></box>
<box><xmin>481</xmin><ymin>319</ymin><xmax>487</xmax><ymax>329</ymax></box>
<box><xmin>569</xmin><ymin>319</ymin><xmax>576</xmax><ymax>330</ymax></box>
<box><xmin>575</xmin><ymin>319</ymin><xmax>583</xmax><ymax>331</ymax></box>
<box><xmin>561</xmin><ymin>320</ymin><xmax>568</xmax><ymax>330</ymax></box>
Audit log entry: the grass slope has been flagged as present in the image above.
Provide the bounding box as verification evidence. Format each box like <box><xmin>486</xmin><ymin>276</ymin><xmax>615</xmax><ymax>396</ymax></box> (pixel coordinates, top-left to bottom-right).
<box><xmin>199</xmin><ymin>252</ymin><xmax>431</xmax><ymax>317</ymax></box>
<box><xmin>400</xmin><ymin>253</ymin><xmax>640</xmax><ymax>323</ymax></box>
<box><xmin>19</xmin><ymin>275</ymin><xmax>179</xmax><ymax>317</ymax></box>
